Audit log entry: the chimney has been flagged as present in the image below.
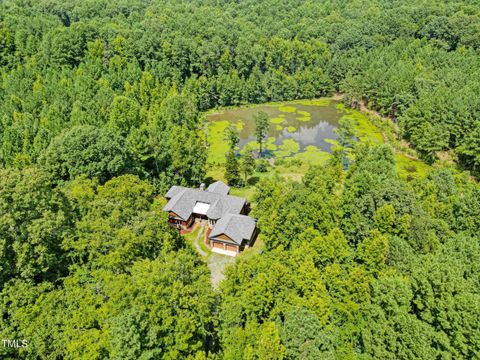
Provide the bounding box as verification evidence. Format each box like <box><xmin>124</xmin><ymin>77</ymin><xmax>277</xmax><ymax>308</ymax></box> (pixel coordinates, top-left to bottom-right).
<box><xmin>200</xmin><ymin>183</ymin><xmax>206</xmax><ymax>191</ymax></box>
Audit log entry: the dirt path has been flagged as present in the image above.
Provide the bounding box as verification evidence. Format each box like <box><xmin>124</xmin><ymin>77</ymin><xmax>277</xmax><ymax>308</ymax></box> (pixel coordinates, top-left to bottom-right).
<box><xmin>194</xmin><ymin>226</ymin><xmax>208</xmax><ymax>257</ymax></box>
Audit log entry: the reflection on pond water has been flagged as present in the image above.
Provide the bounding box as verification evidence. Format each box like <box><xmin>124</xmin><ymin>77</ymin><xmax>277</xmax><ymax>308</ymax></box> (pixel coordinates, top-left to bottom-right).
<box><xmin>207</xmin><ymin>100</ymin><xmax>342</xmax><ymax>156</ymax></box>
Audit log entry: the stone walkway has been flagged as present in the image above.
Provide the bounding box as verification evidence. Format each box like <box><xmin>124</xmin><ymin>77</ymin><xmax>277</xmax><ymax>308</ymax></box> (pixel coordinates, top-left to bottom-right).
<box><xmin>193</xmin><ymin>226</ymin><xmax>208</xmax><ymax>257</ymax></box>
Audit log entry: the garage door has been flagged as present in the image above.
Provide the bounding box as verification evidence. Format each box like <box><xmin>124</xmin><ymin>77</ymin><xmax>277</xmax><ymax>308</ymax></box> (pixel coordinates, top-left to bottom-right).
<box><xmin>213</xmin><ymin>242</ymin><xmax>223</xmax><ymax>249</ymax></box>
<box><xmin>226</xmin><ymin>244</ymin><xmax>238</xmax><ymax>252</ymax></box>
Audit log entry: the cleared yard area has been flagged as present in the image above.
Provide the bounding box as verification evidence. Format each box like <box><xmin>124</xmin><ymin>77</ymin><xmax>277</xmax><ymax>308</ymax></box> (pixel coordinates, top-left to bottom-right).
<box><xmin>183</xmin><ymin>224</ymin><xmax>235</xmax><ymax>288</ymax></box>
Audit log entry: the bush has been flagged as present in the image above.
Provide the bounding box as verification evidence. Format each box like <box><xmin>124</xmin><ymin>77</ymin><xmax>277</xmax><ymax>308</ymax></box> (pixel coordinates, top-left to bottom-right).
<box><xmin>256</xmin><ymin>159</ymin><xmax>269</xmax><ymax>172</ymax></box>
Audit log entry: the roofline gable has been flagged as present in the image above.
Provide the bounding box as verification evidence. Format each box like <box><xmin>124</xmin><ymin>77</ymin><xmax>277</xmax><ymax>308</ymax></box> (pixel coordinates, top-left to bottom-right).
<box><xmin>209</xmin><ymin>233</ymin><xmax>237</xmax><ymax>243</ymax></box>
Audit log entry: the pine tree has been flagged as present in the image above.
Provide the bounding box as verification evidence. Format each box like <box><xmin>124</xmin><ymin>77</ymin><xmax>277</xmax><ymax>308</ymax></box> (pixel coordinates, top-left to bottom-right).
<box><xmin>240</xmin><ymin>151</ymin><xmax>255</xmax><ymax>186</ymax></box>
<box><xmin>254</xmin><ymin>111</ymin><xmax>269</xmax><ymax>156</ymax></box>
<box><xmin>224</xmin><ymin>149</ymin><xmax>240</xmax><ymax>186</ymax></box>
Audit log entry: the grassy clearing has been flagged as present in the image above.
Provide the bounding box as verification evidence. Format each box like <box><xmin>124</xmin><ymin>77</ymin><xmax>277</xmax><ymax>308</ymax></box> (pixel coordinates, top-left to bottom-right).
<box><xmin>274</xmin><ymin>160</ymin><xmax>312</xmax><ymax>182</ymax></box>
<box><xmin>344</xmin><ymin>111</ymin><xmax>384</xmax><ymax>144</ymax></box>
<box><xmin>230</xmin><ymin>185</ymin><xmax>258</xmax><ymax>200</ymax></box>
<box><xmin>206</xmin><ymin>166</ymin><xmax>226</xmax><ymax>183</ymax></box>
<box><xmin>395</xmin><ymin>153</ymin><xmax>431</xmax><ymax>180</ymax></box>
<box><xmin>184</xmin><ymin>225</ymin><xmax>201</xmax><ymax>243</ymax></box>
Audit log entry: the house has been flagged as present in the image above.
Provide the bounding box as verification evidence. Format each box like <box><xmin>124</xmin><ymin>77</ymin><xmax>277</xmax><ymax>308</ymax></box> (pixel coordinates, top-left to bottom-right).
<box><xmin>208</xmin><ymin>213</ymin><xmax>257</xmax><ymax>255</ymax></box>
<box><xmin>163</xmin><ymin>181</ymin><xmax>257</xmax><ymax>256</ymax></box>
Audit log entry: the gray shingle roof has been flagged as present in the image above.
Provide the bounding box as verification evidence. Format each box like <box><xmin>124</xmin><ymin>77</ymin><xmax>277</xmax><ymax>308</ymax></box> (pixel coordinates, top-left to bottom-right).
<box><xmin>165</xmin><ymin>185</ymin><xmax>188</xmax><ymax>199</ymax></box>
<box><xmin>163</xmin><ymin>187</ymin><xmax>246</xmax><ymax>221</ymax></box>
<box><xmin>207</xmin><ymin>181</ymin><xmax>230</xmax><ymax>196</ymax></box>
<box><xmin>209</xmin><ymin>214</ymin><xmax>256</xmax><ymax>245</ymax></box>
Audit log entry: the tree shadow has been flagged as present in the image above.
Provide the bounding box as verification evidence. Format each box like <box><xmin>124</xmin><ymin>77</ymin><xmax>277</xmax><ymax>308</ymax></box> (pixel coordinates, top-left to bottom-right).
<box><xmin>258</xmin><ymin>150</ymin><xmax>274</xmax><ymax>159</ymax></box>
<box><xmin>247</xmin><ymin>176</ymin><xmax>260</xmax><ymax>186</ymax></box>
<box><xmin>204</xmin><ymin>176</ymin><xmax>215</xmax><ymax>184</ymax></box>
<box><xmin>249</xmin><ymin>228</ymin><xmax>261</xmax><ymax>248</ymax></box>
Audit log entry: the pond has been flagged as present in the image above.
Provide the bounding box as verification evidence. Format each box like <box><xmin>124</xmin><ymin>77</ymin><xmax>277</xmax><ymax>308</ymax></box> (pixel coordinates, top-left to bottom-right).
<box><xmin>207</xmin><ymin>99</ymin><xmax>343</xmax><ymax>162</ymax></box>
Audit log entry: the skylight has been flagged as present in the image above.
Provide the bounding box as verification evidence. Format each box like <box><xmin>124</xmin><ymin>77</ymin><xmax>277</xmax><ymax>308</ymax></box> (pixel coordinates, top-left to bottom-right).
<box><xmin>193</xmin><ymin>201</ymin><xmax>210</xmax><ymax>215</ymax></box>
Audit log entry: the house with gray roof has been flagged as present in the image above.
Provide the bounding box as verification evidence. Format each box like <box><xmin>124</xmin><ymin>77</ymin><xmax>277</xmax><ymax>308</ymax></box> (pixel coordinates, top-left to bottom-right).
<box><xmin>163</xmin><ymin>181</ymin><xmax>257</xmax><ymax>256</ymax></box>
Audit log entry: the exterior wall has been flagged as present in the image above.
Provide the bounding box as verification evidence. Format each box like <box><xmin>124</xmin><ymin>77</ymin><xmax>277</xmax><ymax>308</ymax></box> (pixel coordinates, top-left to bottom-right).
<box><xmin>193</xmin><ymin>213</ymin><xmax>208</xmax><ymax>222</ymax></box>
<box><xmin>168</xmin><ymin>215</ymin><xmax>193</xmax><ymax>230</ymax></box>
<box><xmin>248</xmin><ymin>228</ymin><xmax>258</xmax><ymax>245</ymax></box>
<box><xmin>240</xmin><ymin>202</ymin><xmax>251</xmax><ymax>215</ymax></box>
<box><xmin>184</xmin><ymin>216</ymin><xmax>194</xmax><ymax>229</ymax></box>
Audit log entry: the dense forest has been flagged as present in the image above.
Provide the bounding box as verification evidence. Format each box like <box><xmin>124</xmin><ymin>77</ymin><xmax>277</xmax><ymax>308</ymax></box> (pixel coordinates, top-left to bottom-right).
<box><xmin>0</xmin><ymin>0</ymin><xmax>479</xmax><ymax>359</ymax></box>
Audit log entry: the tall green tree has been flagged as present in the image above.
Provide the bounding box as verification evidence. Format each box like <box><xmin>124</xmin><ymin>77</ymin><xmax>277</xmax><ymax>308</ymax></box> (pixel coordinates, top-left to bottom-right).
<box><xmin>39</xmin><ymin>125</ymin><xmax>135</xmax><ymax>183</ymax></box>
<box><xmin>0</xmin><ymin>167</ymin><xmax>73</xmax><ymax>285</ymax></box>
<box><xmin>224</xmin><ymin>149</ymin><xmax>240</xmax><ymax>186</ymax></box>
<box><xmin>240</xmin><ymin>151</ymin><xmax>255</xmax><ymax>185</ymax></box>
<box><xmin>254</xmin><ymin>111</ymin><xmax>269</xmax><ymax>156</ymax></box>
<box><xmin>225</xmin><ymin>124</ymin><xmax>240</xmax><ymax>151</ymax></box>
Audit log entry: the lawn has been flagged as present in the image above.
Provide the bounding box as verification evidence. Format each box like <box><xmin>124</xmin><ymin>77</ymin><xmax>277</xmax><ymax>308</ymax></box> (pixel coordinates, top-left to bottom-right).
<box><xmin>197</xmin><ymin>230</ymin><xmax>212</xmax><ymax>256</ymax></box>
<box><xmin>184</xmin><ymin>225</ymin><xmax>201</xmax><ymax>243</ymax></box>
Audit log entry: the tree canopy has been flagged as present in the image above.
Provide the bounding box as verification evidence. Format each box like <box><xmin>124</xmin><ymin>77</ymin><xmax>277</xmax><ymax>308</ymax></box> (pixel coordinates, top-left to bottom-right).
<box><xmin>0</xmin><ymin>0</ymin><xmax>479</xmax><ymax>359</ymax></box>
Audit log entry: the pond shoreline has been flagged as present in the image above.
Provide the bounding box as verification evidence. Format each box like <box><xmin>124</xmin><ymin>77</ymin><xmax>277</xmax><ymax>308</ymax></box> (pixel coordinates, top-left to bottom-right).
<box><xmin>202</xmin><ymin>97</ymin><xmax>336</xmax><ymax>117</ymax></box>
<box><xmin>205</xmin><ymin>95</ymin><xmax>434</xmax><ymax>182</ymax></box>
<box><xmin>206</xmin><ymin>98</ymin><xmax>343</xmax><ymax>163</ymax></box>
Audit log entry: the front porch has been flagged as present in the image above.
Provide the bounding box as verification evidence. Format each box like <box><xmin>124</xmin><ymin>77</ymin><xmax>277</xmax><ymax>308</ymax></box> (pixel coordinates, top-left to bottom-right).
<box><xmin>172</xmin><ymin>215</ymin><xmax>210</xmax><ymax>235</ymax></box>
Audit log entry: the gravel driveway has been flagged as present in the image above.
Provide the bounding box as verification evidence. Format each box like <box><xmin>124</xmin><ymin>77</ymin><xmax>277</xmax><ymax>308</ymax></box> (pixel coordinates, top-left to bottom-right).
<box><xmin>208</xmin><ymin>253</ymin><xmax>235</xmax><ymax>288</ymax></box>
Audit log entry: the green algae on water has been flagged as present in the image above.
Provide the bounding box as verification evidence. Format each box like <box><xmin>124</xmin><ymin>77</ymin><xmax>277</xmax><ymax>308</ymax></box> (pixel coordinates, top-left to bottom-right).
<box><xmin>278</xmin><ymin>105</ymin><xmax>296</xmax><ymax>113</ymax></box>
